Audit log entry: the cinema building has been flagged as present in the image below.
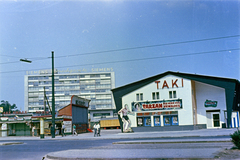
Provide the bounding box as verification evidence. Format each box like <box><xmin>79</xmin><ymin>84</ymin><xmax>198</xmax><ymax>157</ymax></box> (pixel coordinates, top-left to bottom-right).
<box><xmin>112</xmin><ymin>71</ymin><xmax>240</xmax><ymax>132</ymax></box>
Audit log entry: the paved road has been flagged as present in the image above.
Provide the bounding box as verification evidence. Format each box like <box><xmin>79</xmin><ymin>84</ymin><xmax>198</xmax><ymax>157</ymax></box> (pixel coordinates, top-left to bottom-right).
<box><xmin>0</xmin><ymin>128</ymin><xmax>238</xmax><ymax>159</ymax></box>
<box><xmin>0</xmin><ymin>138</ymin><xmax>234</xmax><ymax>160</ymax></box>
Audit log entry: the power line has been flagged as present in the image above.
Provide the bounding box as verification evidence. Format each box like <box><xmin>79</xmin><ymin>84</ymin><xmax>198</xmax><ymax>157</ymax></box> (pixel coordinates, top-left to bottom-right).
<box><xmin>0</xmin><ymin>48</ymin><xmax>239</xmax><ymax>74</ymax></box>
<box><xmin>0</xmin><ymin>34</ymin><xmax>239</xmax><ymax>65</ymax></box>
<box><xmin>54</xmin><ymin>35</ymin><xmax>240</xmax><ymax>59</ymax></box>
<box><xmin>0</xmin><ymin>55</ymin><xmax>22</xmax><ymax>58</ymax></box>
<box><xmin>54</xmin><ymin>48</ymin><xmax>240</xmax><ymax>68</ymax></box>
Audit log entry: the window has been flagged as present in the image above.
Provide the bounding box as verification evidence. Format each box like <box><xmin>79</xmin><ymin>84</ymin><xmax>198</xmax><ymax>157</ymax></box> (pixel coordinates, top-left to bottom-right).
<box><xmin>93</xmin><ymin>113</ymin><xmax>110</xmax><ymax>117</ymax></box>
<box><xmin>136</xmin><ymin>93</ymin><xmax>143</xmax><ymax>101</ymax></box>
<box><xmin>163</xmin><ymin>115</ymin><xmax>178</xmax><ymax>126</ymax></box>
<box><xmin>144</xmin><ymin>117</ymin><xmax>151</xmax><ymax>126</ymax></box>
<box><xmin>137</xmin><ymin>117</ymin><xmax>143</xmax><ymax>126</ymax></box>
<box><xmin>154</xmin><ymin>116</ymin><xmax>161</xmax><ymax>126</ymax></box>
<box><xmin>169</xmin><ymin>91</ymin><xmax>177</xmax><ymax>99</ymax></box>
<box><xmin>152</xmin><ymin>92</ymin><xmax>160</xmax><ymax>100</ymax></box>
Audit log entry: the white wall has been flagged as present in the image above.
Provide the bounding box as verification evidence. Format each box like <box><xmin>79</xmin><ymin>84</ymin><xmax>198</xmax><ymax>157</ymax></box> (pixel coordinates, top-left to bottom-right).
<box><xmin>195</xmin><ymin>81</ymin><xmax>226</xmax><ymax>127</ymax></box>
<box><xmin>122</xmin><ymin>75</ymin><xmax>193</xmax><ymax>127</ymax></box>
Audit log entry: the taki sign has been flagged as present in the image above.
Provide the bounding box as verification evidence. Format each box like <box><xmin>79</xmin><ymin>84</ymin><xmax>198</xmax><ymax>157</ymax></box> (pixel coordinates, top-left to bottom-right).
<box><xmin>155</xmin><ymin>79</ymin><xmax>184</xmax><ymax>89</ymax></box>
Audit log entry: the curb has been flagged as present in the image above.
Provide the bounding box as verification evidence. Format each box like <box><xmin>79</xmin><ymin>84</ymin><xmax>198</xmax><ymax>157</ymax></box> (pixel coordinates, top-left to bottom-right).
<box><xmin>0</xmin><ymin>142</ymin><xmax>24</xmax><ymax>145</ymax></box>
<box><xmin>0</xmin><ymin>135</ymin><xmax>232</xmax><ymax>141</ymax></box>
<box><xmin>112</xmin><ymin>140</ymin><xmax>232</xmax><ymax>144</ymax></box>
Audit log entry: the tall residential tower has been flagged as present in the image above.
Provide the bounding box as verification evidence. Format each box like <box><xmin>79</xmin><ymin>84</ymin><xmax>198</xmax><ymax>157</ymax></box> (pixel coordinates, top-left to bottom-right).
<box><xmin>24</xmin><ymin>69</ymin><xmax>115</xmax><ymax>120</ymax></box>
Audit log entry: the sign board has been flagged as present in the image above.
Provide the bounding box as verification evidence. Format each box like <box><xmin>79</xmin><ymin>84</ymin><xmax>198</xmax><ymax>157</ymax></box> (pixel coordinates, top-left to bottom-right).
<box><xmin>17</xmin><ymin>117</ymin><xmax>24</xmax><ymax>121</ymax></box>
<box><xmin>131</xmin><ymin>99</ymin><xmax>182</xmax><ymax>112</ymax></box>
<box><xmin>71</xmin><ymin>96</ymin><xmax>90</xmax><ymax>107</ymax></box>
<box><xmin>1</xmin><ymin>117</ymin><xmax>8</xmax><ymax>121</ymax></box>
<box><xmin>63</xmin><ymin>121</ymin><xmax>72</xmax><ymax>133</ymax></box>
<box><xmin>26</xmin><ymin>67</ymin><xmax>113</xmax><ymax>75</ymax></box>
<box><xmin>205</xmin><ymin>100</ymin><xmax>217</xmax><ymax>107</ymax></box>
<box><xmin>0</xmin><ymin>107</ymin><xmax>3</xmax><ymax>113</ymax></box>
<box><xmin>24</xmin><ymin>117</ymin><xmax>32</xmax><ymax>120</ymax></box>
<box><xmin>1</xmin><ymin>123</ymin><xmax>7</xmax><ymax>130</ymax></box>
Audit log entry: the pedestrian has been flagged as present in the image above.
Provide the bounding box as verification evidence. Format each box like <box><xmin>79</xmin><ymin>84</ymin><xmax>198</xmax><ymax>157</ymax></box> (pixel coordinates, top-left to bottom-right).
<box><xmin>96</xmin><ymin>123</ymin><xmax>101</xmax><ymax>136</ymax></box>
<box><xmin>62</xmin><ymin>123</ymin><xmax>65</xmax><ymax>137</ymax></box>
<box><xmin>73</xmin><ymin>124</ymin><xmax>77</xmax><ymax>136</ymax></box>
<box><xmin>93</xmin><ymin>123</ymin><xmax>97</xmax><ymax>137</ymax></box>
<box><xmin>32</xmin><ymin>125</ymin><xmax>35</xmax><ymax>137</ymax></box>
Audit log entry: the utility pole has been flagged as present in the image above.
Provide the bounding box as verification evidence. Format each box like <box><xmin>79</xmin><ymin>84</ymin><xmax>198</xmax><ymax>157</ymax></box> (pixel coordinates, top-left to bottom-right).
<box><xmin>44</xmin><ymin>87</ymin><xmax>46</xmax><ymax>115</ymax></box>
<box><xmin>51</xmin><ymin>51</ymin><xmax>55</xmax><ymax>138</ymax></box>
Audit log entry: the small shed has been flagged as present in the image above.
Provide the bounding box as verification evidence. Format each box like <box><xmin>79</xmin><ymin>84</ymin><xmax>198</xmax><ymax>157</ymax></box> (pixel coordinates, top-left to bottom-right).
<box><xmin>58</xmin><ymin>95</ymin><xmax>90</xmax><ymax>133</ymax></box>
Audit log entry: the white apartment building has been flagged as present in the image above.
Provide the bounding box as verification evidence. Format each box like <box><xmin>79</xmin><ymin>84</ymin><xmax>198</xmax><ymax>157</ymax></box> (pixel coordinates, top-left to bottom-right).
<box><xmin>24</xmin><ymin>70</ymin><xmax>115</xmax><ymax>120</ymax></box>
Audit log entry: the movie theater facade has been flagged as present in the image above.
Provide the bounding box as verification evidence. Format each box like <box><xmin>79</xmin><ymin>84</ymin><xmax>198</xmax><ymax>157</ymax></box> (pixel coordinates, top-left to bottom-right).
<box><xmin>112</xmin><ymin>71</ymin><xmax>240</xmax><ymax>132</ymax></box>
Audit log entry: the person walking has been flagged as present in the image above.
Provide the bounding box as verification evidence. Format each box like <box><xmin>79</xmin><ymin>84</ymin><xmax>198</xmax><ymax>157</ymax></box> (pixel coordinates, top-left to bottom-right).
<box><xmin>93</xmin><ymin>123</ymin><xmax>97</xmax><ymax>137</ymax></box>
<box><xmin>96</xmin><ymin>123</ymin><xmax>101</xmax><ymax>136</ymax></box>
<box><xmin>62</xmin><ymin>123</ymin><xmax>65</xmax><ymax>137</ymax></box>
<box><xmin>73</xmin><ymin>124</ymin><xmax>77</xmax><ymax>136</ymax></box>
<box><xmin>32</xmin><ymin>126</ymin><xmax>35</xmax><ymax>137</ymax></box>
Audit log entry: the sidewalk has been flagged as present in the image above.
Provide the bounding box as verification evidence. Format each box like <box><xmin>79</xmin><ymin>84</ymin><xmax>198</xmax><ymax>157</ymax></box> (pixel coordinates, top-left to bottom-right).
<box><xmin>0</xmin><ymin>128</ymin><xmax>238</xmax><ymax>159</ymax></box>
<box><xmin>0</xmin><ymin>128</ymin><xmax>237</xmax><ymax>141</ymax></box>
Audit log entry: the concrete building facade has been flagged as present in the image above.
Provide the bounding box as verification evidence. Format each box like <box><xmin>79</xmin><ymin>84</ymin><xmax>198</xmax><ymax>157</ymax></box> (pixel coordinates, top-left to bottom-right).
<box><xmin>24</xmin><ymin>71</ymin><xmax>115</xmax><ymax>121</ymax></box>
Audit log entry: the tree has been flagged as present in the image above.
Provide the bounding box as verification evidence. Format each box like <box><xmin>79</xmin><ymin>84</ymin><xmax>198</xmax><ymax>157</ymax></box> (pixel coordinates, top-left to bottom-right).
<box><xmin>0</xmin><ymin>100</ymin><xmax>18</xmax><ymax>113</ymax></box>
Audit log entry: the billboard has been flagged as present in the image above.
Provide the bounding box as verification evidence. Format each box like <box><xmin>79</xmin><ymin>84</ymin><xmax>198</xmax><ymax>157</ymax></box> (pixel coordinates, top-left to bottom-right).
<box><xmin>131</xmin><ymin>99</ymin><xmax>182</xmax><ymax>112</ymax></box>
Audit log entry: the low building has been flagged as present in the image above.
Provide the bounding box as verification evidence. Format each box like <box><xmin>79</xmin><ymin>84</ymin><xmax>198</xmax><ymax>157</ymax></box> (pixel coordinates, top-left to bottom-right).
<box><xmin>112</xmin><ymin>71</ymin><xmax>240</xmax><ymax>132</ymax></box>
<box><xmin>58</xmin><ymin>95</ymin><xmax>90</xmax><ymax>134</ymax></box>
<box><xmin>0</xmin><ymin>95</ymin><xmax>90</xmax><ymax>137</ymax></box>
<box><xmin>32</xmin><ymin>95</ymin><xmax>90</xmax><ymax>137</ymax></box>
<box><xmin>0</xmin><ymin>112</ymin><xmax>32</xmax><ymax>137</ymax></box>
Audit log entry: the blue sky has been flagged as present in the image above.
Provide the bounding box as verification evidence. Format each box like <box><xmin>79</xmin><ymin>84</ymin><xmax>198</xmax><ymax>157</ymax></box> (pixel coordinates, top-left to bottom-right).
<box><xmin>0</xmin><ymin>0</ymin><xmax>239</xmax><ymax>110</ymax></box>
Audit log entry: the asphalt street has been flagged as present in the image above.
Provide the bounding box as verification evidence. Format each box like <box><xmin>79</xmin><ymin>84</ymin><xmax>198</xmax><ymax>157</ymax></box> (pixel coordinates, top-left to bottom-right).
<box><xmin>0</xmin><ymin>128</ymin><xmax>238</xmax><ymax>160</ymax></box>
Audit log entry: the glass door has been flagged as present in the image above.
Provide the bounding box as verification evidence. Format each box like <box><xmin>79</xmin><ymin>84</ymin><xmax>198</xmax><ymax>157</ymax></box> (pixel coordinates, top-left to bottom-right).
<box><xmin>213</xmin><ymin>114</ymin><xmax>220</xmax><ymax>127</ymax></box>
<box><xmin>154</xmin><ymin>116</ymin><xmax>161</xmax><ymax>126</ymax></box>
<box><xmin>144</xmin><ymin>117</ymin><xmax>151</xmax><ymax>126</ymax></box>
<box><xmin>163</xmin><ymin>116</ymin><xmax>171</xmax><ymax>126</ymax></box>
<box><xmin>137</xmin><ymin>117</ymin><xmax>143</xmax><ymax>126</ymax></box>
<box><xmin>171</xmin><ymin>116</ymin><xmax>178</xmax><ymax>125</ymax></box>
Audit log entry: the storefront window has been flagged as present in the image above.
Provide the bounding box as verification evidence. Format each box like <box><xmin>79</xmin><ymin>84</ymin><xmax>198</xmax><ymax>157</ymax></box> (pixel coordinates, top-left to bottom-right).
<box><xmin>164</xmin><ymin>116</ymin><xmax>171</xmax><ymax>126</ymax></box>
<box><xmin>144</xmin><ymin>117</ymin><xmax>151</xmax><ymax>126</ymax></box>
<box><xmin>164</xmin><ymin>115</ymin><xmax>179</xmax><ymax>126</ymax></box>
<box><xmin>172</xmin><ymin>116</ymin><xmax>179</xmax><ymax>125</ymax></box>
<box><xmin>154</xmin><ymin>116</ymin><xmax>161</xmax><ymax>126</ymax></box>
<box><xmin>137</xmin><ymin>117</ymin><xmax>143</xmax><ymax>126</ymax></box>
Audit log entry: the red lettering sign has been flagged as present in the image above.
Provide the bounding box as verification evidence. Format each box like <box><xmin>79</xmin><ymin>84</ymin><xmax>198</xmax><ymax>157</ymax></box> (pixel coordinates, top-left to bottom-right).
<box><xmin>162</xmin><ymin>80</ymin><xmax>169</xmax><ymax>89</ymax></box>
<box><xmin>155</xmin><ymin>78</ymin><xmax>184</xmax><ymax>89</ymax></box>
<box><xmin>155</xmin><ymin>81</ymin><xmax>160</xmax><ymax>89</ymax></box>
<box><xmin>172</xmin><ymin>79</ymin><xmax>178</xmax><ymax>88</ymax></box>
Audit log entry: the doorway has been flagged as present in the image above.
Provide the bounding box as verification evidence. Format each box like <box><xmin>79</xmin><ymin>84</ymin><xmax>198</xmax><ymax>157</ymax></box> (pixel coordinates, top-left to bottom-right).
<box><xmin>206</xmin><ymin>111</ymin><xmax>220</xmax><ymax>128</ymax></box>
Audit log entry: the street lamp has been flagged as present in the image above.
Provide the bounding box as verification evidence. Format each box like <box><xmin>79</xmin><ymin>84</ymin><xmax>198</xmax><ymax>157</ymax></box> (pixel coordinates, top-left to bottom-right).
<box><xmin>20</xmin><ymin>59</ymin><xmax>32</xmax><ymax>63</ymax></box>
<box><xmin>20</xmin><ymin>51</ymin><xmax>56</xmax><ymax>138</ymax></box>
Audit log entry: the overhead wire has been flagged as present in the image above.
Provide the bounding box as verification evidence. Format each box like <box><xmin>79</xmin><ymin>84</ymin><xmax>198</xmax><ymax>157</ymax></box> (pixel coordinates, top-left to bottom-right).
<box><xmin>54</xmin><ymin>35</ymin><xmax>240</xmax><ymax>59</ymax></box>
<box><xmin>0</xmin><ymin>34</ymin><xmax>239</xmax><ymax>65</ymax></box>
<box><xmin>0</xmin><ymin>48</ymin><xmax>239</xmax><ymax>74</ymax></box>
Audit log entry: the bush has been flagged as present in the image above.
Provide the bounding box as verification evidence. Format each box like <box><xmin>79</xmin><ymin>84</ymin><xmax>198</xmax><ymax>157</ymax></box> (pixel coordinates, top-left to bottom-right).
<box><xmin>230</xmin><ymin>129</ymin><xmax>240</xmax><ymax>149</ymax></box>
